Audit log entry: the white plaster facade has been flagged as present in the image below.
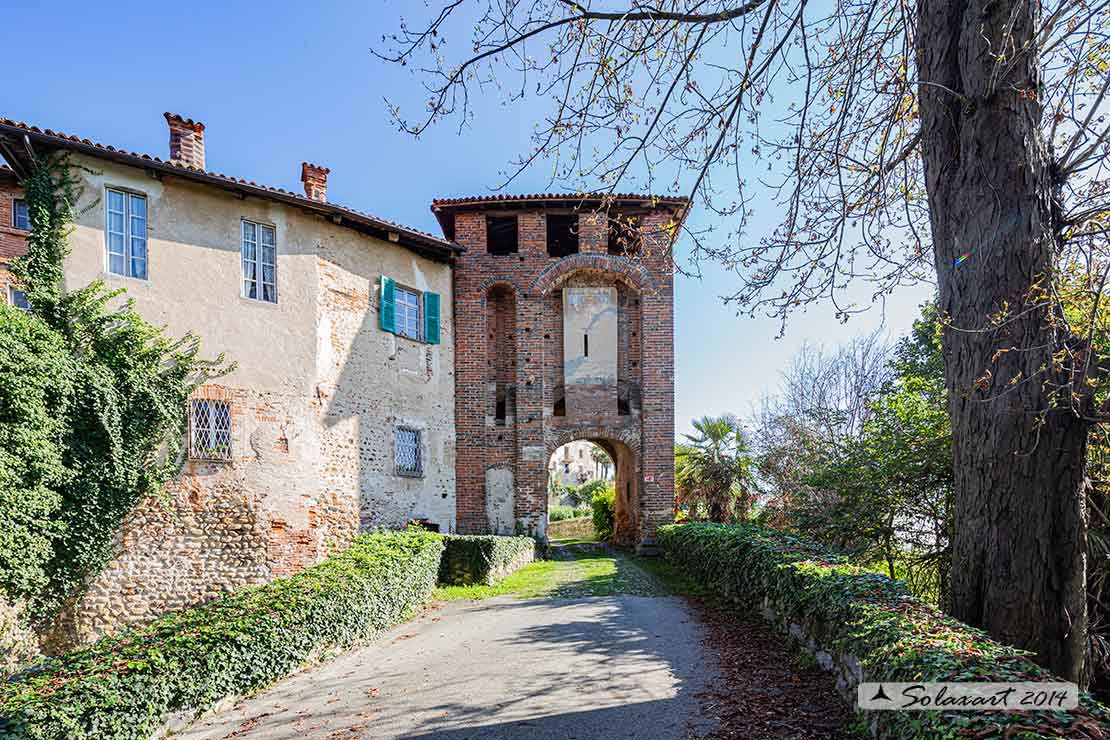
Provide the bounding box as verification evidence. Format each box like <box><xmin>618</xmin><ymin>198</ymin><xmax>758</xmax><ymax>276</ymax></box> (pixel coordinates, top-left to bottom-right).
<box><xmin>43</xmin><ymin>152</ymin><xmax>457</xmax><ymax>644</ymax></box>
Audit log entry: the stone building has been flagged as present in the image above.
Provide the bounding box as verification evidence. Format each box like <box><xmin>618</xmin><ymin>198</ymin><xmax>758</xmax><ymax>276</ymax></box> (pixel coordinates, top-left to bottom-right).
<box><xmin>0</xmin><ymin>111</ymin><xmax>685</xmax><ymax>643</ymax></box>
<box><xmin>0</xmin><ymin>114</ymin><xmax>460</xmax><ymax>642</ymax></box>
<box><xmin>431</xmin><ymin>194</ymin><xmax>686</xmax><ymax>550</ymax></box>
<box><xmin>549</xmin><ymin>440</ymin><xmax>613</xmax><ymax>486</ymax></box>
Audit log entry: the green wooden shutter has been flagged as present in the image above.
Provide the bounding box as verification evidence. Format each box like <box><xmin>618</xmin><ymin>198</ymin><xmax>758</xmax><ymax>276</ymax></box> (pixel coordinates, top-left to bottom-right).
<box><xmin>380</xmin><ymin>275</ymin><xmax>396</xmax><ymax>333</ymax></box>
<box><xmin>424</xmin><ymin>291</ymin><xmax>441</xmax><ymax>345</ymax></box>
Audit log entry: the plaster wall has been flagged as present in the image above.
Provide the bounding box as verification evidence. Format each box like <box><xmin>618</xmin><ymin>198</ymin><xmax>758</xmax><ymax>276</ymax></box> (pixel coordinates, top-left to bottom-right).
<box><xmin>48</xmin><ymin>155</ymin><xmax>455</xmax><ymax>644</ymax></box>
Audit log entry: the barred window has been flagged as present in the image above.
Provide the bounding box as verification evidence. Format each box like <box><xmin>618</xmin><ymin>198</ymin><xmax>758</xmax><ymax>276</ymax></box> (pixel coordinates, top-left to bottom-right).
<box><xmin>395</xmin><ymin>427</ymin><xmax>423</xmax><ymax>477</ymax></box>
<box><xmin>190</xmin><ymin>399</ymin><xmax>232</xmax><ymax>461</ymax></box>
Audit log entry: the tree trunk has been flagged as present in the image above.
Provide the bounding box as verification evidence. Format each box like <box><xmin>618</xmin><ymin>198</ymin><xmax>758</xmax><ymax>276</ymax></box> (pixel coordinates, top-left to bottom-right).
<box><xmin>917</xmin><ymin>0</ymin><xmax>1088</xmax><ymax>682</ymax></box>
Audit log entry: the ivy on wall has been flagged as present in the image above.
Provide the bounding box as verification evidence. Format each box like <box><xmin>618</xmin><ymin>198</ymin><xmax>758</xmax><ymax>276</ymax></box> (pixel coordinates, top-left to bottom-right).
<box><xmin>0</xmin><ymin>155</ymin><xmax>229</xmax><ymax>631</ymax></box>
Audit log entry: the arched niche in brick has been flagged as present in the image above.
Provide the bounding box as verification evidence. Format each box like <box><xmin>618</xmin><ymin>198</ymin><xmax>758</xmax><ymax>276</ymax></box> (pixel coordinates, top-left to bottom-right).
<box><xmin>485</xmin><ymin>283</ymin><xmax>518</xmax><ymax>427</ymax></box>
<box><xmin>529</xmin><ymin>253</ymin><xmax>658</xmax><ymax>296</ymax></box>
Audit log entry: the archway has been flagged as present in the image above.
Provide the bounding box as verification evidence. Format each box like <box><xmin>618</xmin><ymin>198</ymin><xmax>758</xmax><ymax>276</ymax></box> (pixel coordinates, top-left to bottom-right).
<box><xmin>545</xmin><ymin>432</ymin><xmax>640</xmax><ymax>546</ymax></box>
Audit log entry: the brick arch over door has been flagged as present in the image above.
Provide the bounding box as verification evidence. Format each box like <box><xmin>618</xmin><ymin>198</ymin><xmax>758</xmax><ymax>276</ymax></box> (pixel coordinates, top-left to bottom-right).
<box><xmin>545</xmin><ymin>429</ymin><xmax>642</xmax><ymax>546</ymax></box>
<box><xmin>530</xmin><ymin>253</ymin><xmax>658</xmax><ymax>296</ymax></box>
<box><xmin>545</xmin><ymin>425</ymin><xmax>641</xmax><ymax>458</ymax></box>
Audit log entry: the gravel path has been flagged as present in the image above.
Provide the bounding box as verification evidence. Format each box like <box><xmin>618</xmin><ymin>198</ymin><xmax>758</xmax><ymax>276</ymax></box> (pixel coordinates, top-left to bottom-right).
<box><xmin>176</xmin><ymin>545</ymin><xmax>850</xmax><ymax>740</ymax></box>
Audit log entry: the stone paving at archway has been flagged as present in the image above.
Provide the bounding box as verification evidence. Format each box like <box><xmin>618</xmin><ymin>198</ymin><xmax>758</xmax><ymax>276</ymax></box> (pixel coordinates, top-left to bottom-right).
<box><xmin>178</xmin><ymin>543</ymin><xmax>849</xmax><ymax>739</ymax></box>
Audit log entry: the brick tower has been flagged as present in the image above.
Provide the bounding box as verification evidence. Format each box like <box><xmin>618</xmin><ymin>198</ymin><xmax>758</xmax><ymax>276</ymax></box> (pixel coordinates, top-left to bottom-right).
<box><xmin>432</xmin><ymin>194</ymin><xmax>686</xmax><ymax>551</ymax></box>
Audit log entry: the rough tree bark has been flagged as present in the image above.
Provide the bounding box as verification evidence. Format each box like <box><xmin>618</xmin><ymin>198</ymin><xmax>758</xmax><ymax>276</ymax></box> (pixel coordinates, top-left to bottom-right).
<box><xmin>917</xmin><ymin>0</ymin><xmax>1089</xmax><ymax>681</ymax></box>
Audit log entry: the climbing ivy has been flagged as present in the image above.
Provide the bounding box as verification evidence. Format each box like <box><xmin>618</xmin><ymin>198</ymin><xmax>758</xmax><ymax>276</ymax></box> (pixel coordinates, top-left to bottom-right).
<box><xmin>0</xmin><ymin>154</ymin><xmax>229</xmax><ymax>627</ymax></box>
<box><xmin>659</xmin><ymin>523</ymin><xmax>1110</xmax><ymax>739</ymax></box>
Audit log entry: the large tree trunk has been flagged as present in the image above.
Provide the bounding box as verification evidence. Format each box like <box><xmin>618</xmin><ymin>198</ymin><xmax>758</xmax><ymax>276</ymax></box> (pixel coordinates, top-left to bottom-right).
<box><xmin>917</xmin><ymin>0</ymin><xmax>1089</xmax><ymax>682</ymax></box>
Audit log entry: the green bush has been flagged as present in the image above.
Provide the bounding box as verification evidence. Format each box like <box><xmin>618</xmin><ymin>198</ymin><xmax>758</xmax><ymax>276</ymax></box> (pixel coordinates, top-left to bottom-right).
<box><xmin>0</xmin><ymin>531</ymin><xmax>444</xmax><ymax>740</ymax></box>
<box><xmin>659</xmin><ymin>523</ymin><xmax>1110</xmax><ymax>739</ymax></box>
<box><xmin>1</xmin><ymin>157</ymin><xmax>226</xmax><ymax>625</ymax></box>
<box><xmin>438</xmin><ymin>534</ymin><xmax>536</xmax><ymax>586</ymax></box>
<box><xmin>577</xmin><ymin>479</ymin><xmax>610</xmax><ymax>504</ymax></box>
<box><xmin>549</xmin><ymin>505</ymin><xmax>590</xmax><ymax>522</ymax></box>
<box><xmin>592</xmin><ymin>486</ymin><xmax>616</xmax><ymax>541</ymax></box>
<box><xmin>0</xmin><ymin>305</ymin><xmax>72</xmax><ymax>605</ymax></box>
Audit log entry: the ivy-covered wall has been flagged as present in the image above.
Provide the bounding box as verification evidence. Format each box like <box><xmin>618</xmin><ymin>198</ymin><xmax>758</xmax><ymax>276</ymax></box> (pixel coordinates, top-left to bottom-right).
<box><xmin>0</xmin><ymin>156</ymin><xmax>226</xmax><ymax>664</ymax></box>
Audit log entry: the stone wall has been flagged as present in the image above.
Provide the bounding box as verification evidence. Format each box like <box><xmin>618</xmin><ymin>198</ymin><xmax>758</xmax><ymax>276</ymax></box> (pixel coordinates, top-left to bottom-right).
<box><xmin>547</xmin><ymin>516</ymin><xmax>594</xmax><ymax>539</ymax></box>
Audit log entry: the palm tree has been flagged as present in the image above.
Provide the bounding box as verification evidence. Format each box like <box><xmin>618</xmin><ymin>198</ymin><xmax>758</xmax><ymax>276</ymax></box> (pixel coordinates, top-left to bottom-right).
<box><xmin>675</xmin><ymin>414</ymin><xmax>754</xmax><ymax>523</ymax></box>
<box><xmin>590</xmin><ymin>444</ymin><xmax>612</xmax><ymax>479</ymax></box>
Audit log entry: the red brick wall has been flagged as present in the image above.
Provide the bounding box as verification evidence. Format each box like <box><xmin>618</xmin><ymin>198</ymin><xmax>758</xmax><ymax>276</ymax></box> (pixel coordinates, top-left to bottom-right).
<box><xmin>449</xmin><ymin>204</ymin><xmax>677</xmax><ymax>545</ymax></box>
<box><xmin>0</xmin><ymin>177</ymin><xmax>29</xmax><ymax>308</ymax></box>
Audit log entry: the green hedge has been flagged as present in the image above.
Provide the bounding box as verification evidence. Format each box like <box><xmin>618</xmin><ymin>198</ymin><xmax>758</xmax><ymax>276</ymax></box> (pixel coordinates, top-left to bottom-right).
<box><xmin>658</xmin><ymin>523</ymin><xmax>1110</xmax><ymax>739</ymax></box>
<box><xmin>0</xmin><ymin>531</ymin><xmax>444</xmax><ymax>740</ymax></box>
<box><xmin>592</xmin><ymin>487</ymin><xmax>615</xmax><ymax>541</ymax></box>
<box><xmin>438</xmin><ymin>534</ymin><xmax>536</xmax><ymax>586</ymax></box>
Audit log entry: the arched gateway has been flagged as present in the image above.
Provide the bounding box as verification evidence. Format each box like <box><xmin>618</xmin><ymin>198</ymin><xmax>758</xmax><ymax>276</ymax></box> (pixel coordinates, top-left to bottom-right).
<box><xmin>432</xmin><ymin>193</ymin><xmax>687</xmax><ymax>551</ymax></box>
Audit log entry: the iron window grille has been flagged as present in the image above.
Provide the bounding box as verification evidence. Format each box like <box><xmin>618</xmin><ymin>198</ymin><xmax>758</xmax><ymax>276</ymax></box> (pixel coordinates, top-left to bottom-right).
<box><xmin>106</xmin><ymin>189</ymin><xmax>148</xmax><ymax>279</ymax></box>
<box><xmin>242</xmin><ymin>220</ymin><xmax>277</xmax><ymax>303</ymax></box>
<box><xmin>190</xmin><ymin>399</ymin><xmax>232</xmax><ymax>461</ymax></box>
<box><xmin>395</xmin><ymin>427</ymin><xmax>423</xmax><ymax>477</ymax></box>
<box><xmin>12</xmin><ymin>198</ymin><xmax>29</xmax><ymax>231</ymax></box>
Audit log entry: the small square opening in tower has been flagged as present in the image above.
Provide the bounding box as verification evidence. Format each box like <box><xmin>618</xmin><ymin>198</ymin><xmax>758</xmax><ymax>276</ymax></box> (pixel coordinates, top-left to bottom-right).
<box><xmin>487</xmin><ymin>216</ymin><xmax>519</xmax><ymax>255</ymax></box>
<box><xmin>547</xmin><ymin>214</ymin><xmax>579</xmax><ymax>257</ymax></box>
<box><xmin>608</xmin><ymin>213</ymin><xmax>642</xmax><ymax>256</ymax></box>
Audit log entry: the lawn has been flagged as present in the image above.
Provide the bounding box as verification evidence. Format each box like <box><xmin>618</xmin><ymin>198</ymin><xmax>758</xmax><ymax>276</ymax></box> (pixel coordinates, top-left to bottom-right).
<box><xmin>434</xmin><ymin>536</ymin><xmax>678</xmax><ymax>601</ymax></box>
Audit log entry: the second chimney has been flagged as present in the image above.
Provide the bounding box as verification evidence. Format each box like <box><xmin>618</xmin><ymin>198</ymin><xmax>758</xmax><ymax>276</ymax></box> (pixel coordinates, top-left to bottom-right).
<box><xmin>301</xmin><ymin>162</ymin><xmax>329</xmax><ymax>202</ymax></box>
<box><xmin>164</xmin><ymin>112</ymin><xmax>206</xmax><ymax>170</ymax></box>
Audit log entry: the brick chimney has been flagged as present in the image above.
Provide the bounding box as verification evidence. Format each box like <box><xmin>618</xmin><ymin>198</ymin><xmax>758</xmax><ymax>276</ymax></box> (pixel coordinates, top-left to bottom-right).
<box><xmin>164</xmin><ymin>112</ymin><xmax>206</xmax><ymax>169</ymax></box>
<box><xmin>301</xmin><ymin>162</ymin><xmax>329</xmax><ymax>202</ymax></box>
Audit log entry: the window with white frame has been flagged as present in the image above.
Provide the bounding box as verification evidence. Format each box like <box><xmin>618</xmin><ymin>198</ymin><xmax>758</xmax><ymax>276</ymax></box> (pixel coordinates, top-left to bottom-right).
<box><xmin>242</xmin><ymin>221</ymin><xmax>277</xmax><ymax>303</ymax></box>
<box><xmin>395</xmin><ymin>427</ymin><xmax>423</xmax><ymax>476</ymax></box>
<box><xmin>8</xmin><ymin>286</ymin><xmax>30</xmax><ymax>311</ymax></box>
<box><xmin>189</xmin><ymin>399</ymin><xmax>232</xmax><ymax>461</ymax></box>
<box><xmin>395</xmin><ymin>285</ymin><xmax>421</xmax><ymax>340</ymax></box>
<box><xmin>106</xmin><ymin>189</ymin><xmax>147</xmax><ymax>279</ymax></box>
<box><xmin>12</xmin><ymin>198</ymin><xmax>29</xmax><ymax>231</ymax></box>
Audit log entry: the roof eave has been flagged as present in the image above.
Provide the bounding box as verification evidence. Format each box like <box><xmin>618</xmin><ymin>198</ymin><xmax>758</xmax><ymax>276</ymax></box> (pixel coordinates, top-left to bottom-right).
<box><xmin>0</xmin><ymin>124</ymin><xmax>465</xmax><ymax>263</ymax></box>
<box><xmin>429</xmin><ymin>194</ymin><xmax>690</xmax><ymax>240</ymax></box>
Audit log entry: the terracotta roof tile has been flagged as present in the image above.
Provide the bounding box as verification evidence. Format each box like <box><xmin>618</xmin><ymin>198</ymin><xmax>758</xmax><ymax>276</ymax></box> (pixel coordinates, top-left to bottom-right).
<box><xmin>0</xmin><ymin>117</ymin><xmax>462</xmax><ymax>257</ymax></box>
<box><xmin>431</xmin><ymin>192</ymin><xmax>688</xmax><ymax>207</ymax></box>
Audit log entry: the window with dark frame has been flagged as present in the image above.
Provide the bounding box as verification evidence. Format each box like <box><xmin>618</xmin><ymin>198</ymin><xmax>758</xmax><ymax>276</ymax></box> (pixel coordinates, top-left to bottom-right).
<box><xmin>395</xmin><ymin>427</ymin><xmax>423</xmax><ymax>476</ymax></box>
<box><xmin>189</xmin><ymin>399</ymin><xmax>232</xmax><ymax>461</ymax></box>
<box><xmin>546</xmin><ymin>214</ymin><xmax>579</xmax><ymax>257</ymax></box>
<box><xmin>486</xmin><ymin>216</ymin><xmax>518</xmax><ymax>255</ymax></box>
<box><xmin>12</xmin><ymin>198</ymin><xmax>30</xmax><ymax>231</ymax></box>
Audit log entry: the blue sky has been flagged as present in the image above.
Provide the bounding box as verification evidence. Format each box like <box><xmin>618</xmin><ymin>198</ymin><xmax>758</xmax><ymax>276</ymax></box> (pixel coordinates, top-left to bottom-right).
<box><xmin>5</xmin><ymin>0</ymin><xmax>933</xmax><ymax>435</ymax></box>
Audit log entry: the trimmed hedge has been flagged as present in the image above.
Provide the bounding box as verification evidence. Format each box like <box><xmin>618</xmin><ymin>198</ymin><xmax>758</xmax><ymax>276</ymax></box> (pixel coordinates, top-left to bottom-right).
<box><xmin>659</xmin><ymin>523</ymin><xmax>1110</xmax><ymax>739</ymax></box>
<box><xmin>438</xmin><ymin>534</ymin><xmax>536</xmax><ymax>586</ymax></box>
<box><xmin>0</xmin><ymin>531</ymin><xmax>444</xmax><ymax>740</ymax></box>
